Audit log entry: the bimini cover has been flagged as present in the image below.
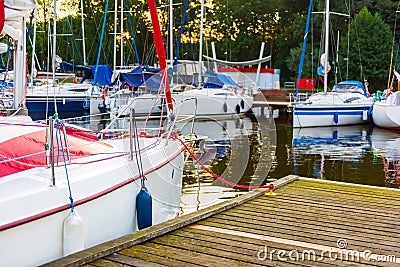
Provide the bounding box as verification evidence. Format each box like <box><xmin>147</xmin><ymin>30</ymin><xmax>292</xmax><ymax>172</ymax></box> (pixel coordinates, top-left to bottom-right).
<box><xmin>0</xmin><ymin>122</ymin><xmax>112</xmax><ymax>177</ymax></box>
<box><xmin>332</xmin><ymin>80</ymin><xmax>368</xmax><ymax>96</ymax></box>
<box><xmin>387</xmin><ymin>91</ymin><xmax>400</xmax><ymax>105</ymax></box>
<box><xmin>203</xmin><ymin>69</ymin><xmax>243</xmax><ymax>89</ymax></box>
<box><xmin>120</xmin><ymin>66</ymin><xmax>162</xmax><ymax>91</ymax></box>
<box><xmin>60</xmin><ymin>61</ymin><xmax>113</xmax><ymax>86</ymax></box>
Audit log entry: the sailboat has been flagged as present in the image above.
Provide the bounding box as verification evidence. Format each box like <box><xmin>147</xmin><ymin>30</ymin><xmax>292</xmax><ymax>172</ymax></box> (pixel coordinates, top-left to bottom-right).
<box><xmin>0</xmin><ymin>1</ymin><xmax>185</xmax><ymax>266</ymax></box>
<box><xmin>113</xmin><ymin>0</ymin><xmax>254</xmax><ymax>118</ymax></box>
<box><xmin>292</xmin><ymin>0</ymin><xmax>374</xmax><ymax>128</ymax></box>
<box><xmin>172</xmin><ymin>68</ymin><xmax>254</xmax><ymax>117</ymax></box>
<box><xmin>372</xmin><ymin>70</ymin><xmax>400</xmax><ymax>129</ymax></box>
<box><xmin>23</xmin><ymin>0</ymin><xmax>106</xmax><ymax>121</ymax></box>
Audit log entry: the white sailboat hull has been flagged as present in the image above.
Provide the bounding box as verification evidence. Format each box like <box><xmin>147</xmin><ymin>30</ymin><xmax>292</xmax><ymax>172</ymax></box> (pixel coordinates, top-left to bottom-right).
<box><xmin>0</xmin><ymin>130</ymin><xmax>184</xmax><ymax>267</ymax></box>
<box><xmin>293</xmin><ymin>104</ymin><xmax>372</xmax><ymax>127</ymax></box>
<box><xmin>293</xmin><ymin>91</ymin><xmax>373</xmax><ymax>128</ymax></box>
<box><xmin>173</xmin><ymin>89</ymin><xmax>253</xmax><ymax>116</ymax></box>
<box><xmin>372</xmin><ymin>101</ymin><xmax>400</xmax><ymax>129</ymax></box>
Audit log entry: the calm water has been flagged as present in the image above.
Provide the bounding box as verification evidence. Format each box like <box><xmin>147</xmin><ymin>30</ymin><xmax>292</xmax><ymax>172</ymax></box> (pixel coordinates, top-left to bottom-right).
<box><xmin>69</xmin><ymin>108</ymin><xmax>400</xmax><ymax>214</ymax></box>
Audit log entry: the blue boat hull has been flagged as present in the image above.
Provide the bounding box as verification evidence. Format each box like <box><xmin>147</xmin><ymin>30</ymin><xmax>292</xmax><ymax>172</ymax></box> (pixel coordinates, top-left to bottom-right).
<box><xmin>26</xmin><ymin>97</ymin><xmax>89</xmax><ymax>120</ymax></box>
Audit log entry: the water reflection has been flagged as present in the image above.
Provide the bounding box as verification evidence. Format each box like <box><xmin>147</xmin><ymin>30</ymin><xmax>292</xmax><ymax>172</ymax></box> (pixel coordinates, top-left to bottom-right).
<box><xmin>176</xmin><ymin>112</ymin><xmax>276</xmax><ymax>214</ymax></box>
<box><xmin>292</xmin><ymin>125</ymin><xmax>371</xmax><ymax>179</ymax></box>
<box><xmin>370</xmin><ymin>128</ymin><xmax>400</xmax><ymax>187</ymax></box>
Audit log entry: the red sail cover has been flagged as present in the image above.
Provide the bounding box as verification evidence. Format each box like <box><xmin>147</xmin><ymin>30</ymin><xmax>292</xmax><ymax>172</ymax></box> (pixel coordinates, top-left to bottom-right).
<box><xmin>147</xmin><ymin>0</ymin><xmax>173</xmax><ymax>111</ymax></box>
<box><xmin>0</xmin><ymin>0</ymin><xmax>3</xmax><ymax>34</ymax></box>
<box><xmin>0</xmin><ymin>124</ymin><xmax>112</xmax><ymax>177</ymax></box>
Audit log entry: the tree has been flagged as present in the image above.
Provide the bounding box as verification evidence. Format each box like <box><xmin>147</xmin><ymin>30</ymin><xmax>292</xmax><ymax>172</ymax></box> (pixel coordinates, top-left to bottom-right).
<box><xmin>341</xmin><ymin>7</ymin><xmax>392</xmax><ymax>92</ymax></box>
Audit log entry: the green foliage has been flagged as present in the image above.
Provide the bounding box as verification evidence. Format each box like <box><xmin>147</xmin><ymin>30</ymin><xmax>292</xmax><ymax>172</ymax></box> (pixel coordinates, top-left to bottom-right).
<box><xmin>341</xmin><ymin>7</ymin><xmax>392</xmax><ymax>92</ymax></box>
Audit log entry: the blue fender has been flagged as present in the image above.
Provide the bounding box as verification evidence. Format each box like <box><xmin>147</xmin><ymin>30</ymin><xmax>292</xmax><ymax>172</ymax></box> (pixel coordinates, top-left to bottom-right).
<box><xmin>136</xmin><ymin>187</ymin><xmax>152</xmax><ymax>230</ymax></box>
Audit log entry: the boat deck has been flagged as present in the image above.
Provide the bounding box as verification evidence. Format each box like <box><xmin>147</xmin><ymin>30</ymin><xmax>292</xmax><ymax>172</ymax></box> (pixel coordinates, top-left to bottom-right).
<box><xmin>43</xmin><ymin>175</ymin><xmax>400</xmax><ymax>266</ymax></box>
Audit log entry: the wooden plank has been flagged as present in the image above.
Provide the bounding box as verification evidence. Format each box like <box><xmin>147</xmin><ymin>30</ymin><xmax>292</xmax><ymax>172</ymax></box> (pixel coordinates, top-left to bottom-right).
<box><xmin>210</xmin><ymin>213</ymin><xmax>400</xmax><ymax>253</ymax></box>
<box><xmin>155</xmin><ymin>230</ymin><xmax>334</xmax><ymax>267</ymax></box>
<box><xmin>198</xmin><ymin>219</ymin><xmax>400</xmax><ymax>255</ymax></box>
<box><xmin>149</xmin><ymin>235</ymin><xmax>270</xmax><ymax>267</ymax></box>
<box><xmin>189</xmin><ymin>224</ymin><xmax>399</xmax><ymax>266</ymax></box>
<box><xmin>246</xmin><ymin>198</ymin><xmax>400</xmax><ymax>223</ymax></box>
<box><xmin>175</xmin><ymin>227</ymin><xmax>399</xmax><ymax>266</ymax></box>
<box><xmin>86</xmin><ymin>258</ymin><xmax>128</xmax><ymax>267</ymax></box>
<box><xmin>120</xmin><ymin>242</ymin><xmax>264</xmax><ymax>267</ymax></box>
<box><xmin>105</xmin><ymin>253</ymin><xmax>168</xmax><ymax>267</ymax></box>
<box><xmin>222</xmin><ymin>207</ymin><xmax>400</xmax><ymax>239</ymax></box>
<box><xmin>278</xmin><ymin>186</ymin><xmax>400</xmax><ymax>209</ymax></box>
<box><xmin>295</xmin><ymin>178</ymin><xmax>400</xmax><ymax>199</ymax></box>
<box><xmin>189</xmin><ymin>225</ymin><xmax>390</xmax><ymax>266</ymax></box>
<box><xmin>42</xmin><ymin>175</ymin><xmax>299</xmax><ymax>267</ymax></box>
<box><xmin>118</xmin><ymin>245</ymin><xmax>199</xmax><ymax>267</ymax></box>
<box><xmin>239</xmin><ymin>197</ymin><xmax>400</xmax><ymax>228</ymax></box>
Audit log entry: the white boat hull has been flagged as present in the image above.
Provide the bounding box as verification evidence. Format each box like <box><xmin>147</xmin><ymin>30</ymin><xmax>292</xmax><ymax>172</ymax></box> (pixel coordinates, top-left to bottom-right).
<box><xmin>372</xmin><ymin>101</ymin><xmax>400</xmax><ymax>129</ymax></box>
<box><xmin>173</xmin><ymin>89</ymin><xmax>253</xmax><ymax>116</ymax></box>
<box><xmin>0</xmin><ymin>134</ymin><xmax>184</xmax><ymax>267</ymax></box>
<box><xmin>292</xmin><ymin>90</ymin><xmax>374</xmax><ymax>128</ymax></box>
<box><xmin>293</xmin><ymin>104</ymin><xmax>372</xmax><ymax>127</ymax></box>
<box><xmin>112</xmin><ymin>93</ymin><xmax>164</xmax><ymax>117</ymax></box>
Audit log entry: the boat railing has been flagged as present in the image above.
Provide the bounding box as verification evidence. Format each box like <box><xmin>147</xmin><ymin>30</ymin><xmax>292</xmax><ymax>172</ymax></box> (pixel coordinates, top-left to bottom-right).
<box><xmin>289</xmin><ymin>92</ymin><xmax>309</xmax><ymax>105</ymax></box>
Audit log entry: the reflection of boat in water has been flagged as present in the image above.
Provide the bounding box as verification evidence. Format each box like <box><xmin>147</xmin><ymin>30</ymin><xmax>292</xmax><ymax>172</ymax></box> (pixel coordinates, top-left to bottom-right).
<box><xmin>177</xmin><ymin>116</ymin><xmax>253</xmax><ymax>160</ymax></box>
<box><xmin>293</xmin><ymin>125</ymin><xmax>371</xmax><ymax>161</ymax></box>
<box><xmin>178</xmin><ymin>117</ymin><xmax>252</xmax><ymax>214</ymax></box>
<box><xmin>370</xmin><ymin>127</ymin><xmax>400</xmax><ymax>187</ymax></box>
<box><xmin>292</xmin><ymin>125</ymin><xmax>371</xmax><ymax>178</ymax></box>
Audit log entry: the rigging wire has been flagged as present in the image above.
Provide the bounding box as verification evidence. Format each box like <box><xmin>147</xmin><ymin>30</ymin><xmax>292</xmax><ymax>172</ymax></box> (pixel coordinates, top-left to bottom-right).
<box><xmin>56</xmin><ymin>118</ymin><xmax>75</xmax><ymax>211</ymax></box>
<box><xmin>345</xmin><ymin>0</ymin><xmax>351</xmax><ymax>80</ymax></box>
<box><xmin>350</xmin><ymin>0</ymin><xmax>365</xmax><ymax>83</ymax></box>
<box><xmin>125</xmin><ymin>0</ymin><xmax>141</xmax><ymax>64</ymax></box>
<box><xmin>387</xmin><ymin>1</ymin><xmax>400</xmax><ymax>88</ymax></box>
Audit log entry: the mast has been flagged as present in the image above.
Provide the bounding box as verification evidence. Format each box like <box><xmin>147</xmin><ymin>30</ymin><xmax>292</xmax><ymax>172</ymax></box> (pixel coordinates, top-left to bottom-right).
<box><xmin>120</xmin><ymin>0</ymin><xmax>124</xmax><ymax>67</ymax></box>
<box><xmin>52</xmin><ymin>0</ymin><xmax>56</xmax><ymax>89</ymax></box>
<box><xmin>80</xmin><ymin>0</ymin><xmax>86</xmax><ymax>65</ymax></box>
<box><xmin>296</xmin><ymin>0</ymin><xmax>313</xmax><ymax>98</ymax></box>
<box><xmin>169</xmin><ymin>0</ymin><xmax>173</xmax><ymax>67</ymax></box>
<box><xmin>323</xmin><ymin>0</ymin><xmax>329</xmax><ymax>94</ymax></box>
<box><xmin>113</xmin><ymin>0</ymin><xmax>117</xmax><ymax>72</ymax></box>
<box><xmin>148</xmin><ymin>0</ymin><xmax>173</xmax><ymax>112</ymax></box>
<box><xmin>198</xmin><ymin>0</ymin><xmax>205</xmax><ymax>85</ymax></box>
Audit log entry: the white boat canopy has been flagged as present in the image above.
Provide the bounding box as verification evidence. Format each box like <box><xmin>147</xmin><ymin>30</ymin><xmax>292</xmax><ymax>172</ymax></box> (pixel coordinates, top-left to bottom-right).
<box><xmin>203</xmin><ymin>55</ymin><xmax>271</xmax><ymax>67</ymax></box>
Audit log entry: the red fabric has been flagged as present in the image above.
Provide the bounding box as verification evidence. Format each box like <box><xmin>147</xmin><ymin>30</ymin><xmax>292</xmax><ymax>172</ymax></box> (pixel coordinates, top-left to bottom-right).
<box><xmin>147</xmin><ymin>0</ymin><xmax>173</xmax><ymax>111</ymax></box>
<box><xmin>64</xmin><ymin>127</ymin><xmax>99</xmax><ymax>141</ymax></box>
<box><xmin>0</xmin><ymin>128</ymin><xmax>111</xmax><ymax>177</ymax></box>
<box><xmin>0</xmin><ymin>0</ymin><xmax>4</xmax><ymax>34</ymax></box>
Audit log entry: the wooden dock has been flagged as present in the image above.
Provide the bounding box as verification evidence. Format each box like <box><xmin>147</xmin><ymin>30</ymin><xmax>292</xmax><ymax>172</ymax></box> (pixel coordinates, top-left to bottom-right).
<box><xmin>43</xmin><ymin>175</ymin><xmax>400</xmax><ymax>266</ymax></box>
<box><xmin>252</xmin><ymin>100</ymin><xmax>291</xmax><ymax>109</ymax></box>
